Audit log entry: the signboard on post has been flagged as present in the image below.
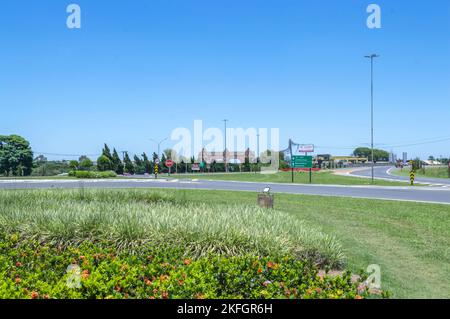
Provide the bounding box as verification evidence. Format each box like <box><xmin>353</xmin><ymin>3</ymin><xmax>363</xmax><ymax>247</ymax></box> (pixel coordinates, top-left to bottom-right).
<box><xmin>165</xmin><ymin>159</ymin><xmax>174</xmax><ymax>168</ymax></box>
<box><xmin>191</xmin><ymin>163</ymin><xmax>200</xmax><ymax>171</ymax></box>
<box><xmin>291</xmin><ymin>156</ymin><xmax>313</xmax><ymax>169</ymax></box>
<box><xmin>296</xmin><ymin>144</ymin><xmax>314</xmax><ymax>154</ymax></box>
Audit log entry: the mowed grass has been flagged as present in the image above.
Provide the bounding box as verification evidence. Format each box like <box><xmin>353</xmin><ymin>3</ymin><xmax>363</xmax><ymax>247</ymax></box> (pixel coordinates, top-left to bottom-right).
<box><xmin>0</xmin><ymin>189</ymin><xmax>343</xmax><ymax>268</ymax></box>
<box><xmin>158</xmin><ymin>189</ymin><xmax>449</xmax><ymax>299</ymax></box>
<box><xmin>175</xmin><ymin>170</ymin><xmax>411</xmax><ymax>186</ymax></box>
<box><xmin>392</xmin><ymin>167</ymin><xmax>450</xmax><ymax>179</ymax></box>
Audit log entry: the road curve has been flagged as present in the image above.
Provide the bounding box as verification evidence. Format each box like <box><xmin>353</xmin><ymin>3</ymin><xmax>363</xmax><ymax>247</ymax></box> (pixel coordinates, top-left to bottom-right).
<box><xmin>348</xmin><ymin>166</ymin><xmax>450</xmax><ymax>186</ymax></box>
<box><xmin>1</xmin><ymin>178</ymin><xmax>450</xmax><ymax>205</ymax></box>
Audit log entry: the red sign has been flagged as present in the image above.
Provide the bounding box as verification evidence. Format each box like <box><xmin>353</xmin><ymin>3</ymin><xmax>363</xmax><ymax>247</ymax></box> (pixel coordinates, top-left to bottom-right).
<box><xmin>166</xmin><ymin>159</ymin><xmax>174</xmax><ymax>168</ymax></box>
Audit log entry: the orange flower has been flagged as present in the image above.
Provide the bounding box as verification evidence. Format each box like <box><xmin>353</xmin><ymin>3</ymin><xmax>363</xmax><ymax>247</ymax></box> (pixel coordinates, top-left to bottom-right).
<box><xmin>44</xmin><ymin>294</ymin><xmax>50</xmax><ymax>300</ymax></box>
<box><xmin>184</xmin><ymin>259</ymin><xmax>191</xmax><ymax>265</ymax></box>
<box><xmin>114</xmin><ymin>285</ymin><xmax>121</xmax><ymax>292</ymax></box>
<box><xmin>257</xmin><ymin>268</ymin><xmax>263</xmax><ymax>274</ymax></box>
<box><xmin>15</xmin><ymin>277</ymin><xmax>22</xmax><ymax>284</ymax></box>
<box><xmin>144</xmin><ymin>278</ymin><xmax>152</xmax><ymax>286</ymax></box>
<box><xmin>16</xmin><ymin>262</ymin><xmax>22</xmax><ymax>267</ymax></box>
<box><xmin>31</xmin><ymin>291</ymin><xmax>39</xmax><ymax>299</ymax></box>
<box><xmin>81</xmin><ymin>269</ymin><xmax>90</xmax><ymax>279</ymax></box>
<box><xmin>178</xmin><ymin>280</ymin><xmax>184</xmax><ymax>286</ymax></box>
<box><xmin>267</xmin><ymin>261</ymin><xmax>278</xmax><ymax>269</ymax></box>
<box><xmin>161</xmin><ymin>291</ymin><xmax>169</xmax><ymax>299</ymax></box>
<box><xmin>79</xmin><ymin>256</ymin><xmax>86</xmax><ymax>260</ymax></box>
<box><xmin>355</xmin><ymin>295</ymin><xmax>363</xmax><ymax>300</ymax></box>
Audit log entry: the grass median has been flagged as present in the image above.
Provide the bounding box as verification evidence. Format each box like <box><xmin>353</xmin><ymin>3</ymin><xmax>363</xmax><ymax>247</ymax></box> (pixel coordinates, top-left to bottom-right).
<box><xmin>174</xmin><ymin>170</ymin><xmax>412</xmax><ymax>186</ymax></box>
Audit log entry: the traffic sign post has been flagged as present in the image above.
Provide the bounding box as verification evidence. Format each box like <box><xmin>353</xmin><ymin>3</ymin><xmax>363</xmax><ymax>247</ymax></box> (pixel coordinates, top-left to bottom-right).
<box><xmin>410</xmin><ymin>171</ymin><xmax>415</xmax><ymax>186</ymax></box>
<box><xmin>291</xmin><ymin>155</ymin><xmax>314</xmax><ymax>184</ymax></box>
<box><xmin>154</xmin><ymin>159</ymin><xmax>160</xmax><ymax>179</ymax></box>
<box><xmin>291</xmin><ymin>156</ymin><xmax>313</xmax><ymax>169</ymax></box>
<box><xmin>166</xmin><ymin>159</ymin><xmax>174</xmax><ymax>176</ymax></box>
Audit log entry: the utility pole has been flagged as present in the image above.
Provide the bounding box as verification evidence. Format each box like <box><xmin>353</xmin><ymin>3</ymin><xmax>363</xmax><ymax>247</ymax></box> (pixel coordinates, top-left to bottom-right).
<box><xmin>365</xmin><ymin>54</ymin><xmax>379</xmax><ymax>182</ymax></box>
<box><xmin>223</xmin><ymin>119</ymin><xmax>228</xmax><ymax>173</ymax></box>
<box><xmin>257</xmin><ymin>133</ymin><xmax>260</xmax><ymax>163</ymax></box>
<box><xmin>289</xmin><ymin>139</ymin><xmax>294</xmax><ymax>183</ymax></box>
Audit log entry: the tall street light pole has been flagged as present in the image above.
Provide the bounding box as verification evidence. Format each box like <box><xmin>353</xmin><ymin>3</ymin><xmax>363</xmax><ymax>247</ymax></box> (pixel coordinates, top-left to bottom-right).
<box><xmin>149</xmin><ymin>138</ymin><xmax>168</xmax><ymax>159</ymax></box>
<box><xmin>365</xmin><ymin>54</ymin><xmax>379</xmax><ymax>182</ymax></box>
<box><xmin>223</xmin><ymin>119</ymin><xmax>228</xmax><ymax>173</ymax></box>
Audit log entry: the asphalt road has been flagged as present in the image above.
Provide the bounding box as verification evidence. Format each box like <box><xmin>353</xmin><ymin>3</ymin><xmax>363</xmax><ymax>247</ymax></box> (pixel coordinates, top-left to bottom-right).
<box><xmin>348</xmin><ymin>166</ymin><xmax>450</xmax><ymax>186</ymax></box>
<box><xmin>1</xmin><ymin>177</ymin><xmax>450</xmax><ymax>205</ymax></box>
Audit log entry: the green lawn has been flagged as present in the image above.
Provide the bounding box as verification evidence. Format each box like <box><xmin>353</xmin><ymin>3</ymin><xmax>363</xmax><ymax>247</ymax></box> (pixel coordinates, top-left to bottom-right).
<box><xmin>391</xmin><ymin>167</ymin><xmax>450</xmax><ymax>179</ymax></box>
<box><xmin>170</xmin><ymin>189</ymin><xmax>450</xmax><ymax>299</ymax></box>
<box><xmin>175</xmin><ymin>170</ymin><xmax>413</xmax><ymax>186</ymax></box>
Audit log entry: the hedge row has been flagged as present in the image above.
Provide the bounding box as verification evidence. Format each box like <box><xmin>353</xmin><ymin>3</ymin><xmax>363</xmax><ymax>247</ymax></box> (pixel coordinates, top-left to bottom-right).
<box><xmin>68</xmin><ymin>170</ymin><xmax>117</xmax><ymax>179</ymax></box>
<box><xmin>0</xmin><ymin>235</ymin><xmax>375</xmax><ymax>299</ymax></box>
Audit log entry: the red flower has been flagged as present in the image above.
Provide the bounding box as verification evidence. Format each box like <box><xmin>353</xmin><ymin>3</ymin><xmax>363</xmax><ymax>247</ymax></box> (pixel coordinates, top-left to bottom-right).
<box><xmin>16</xmin><ymin>262</ymin><xmax>22</xmax><ymax>267</ymax></box>
<box><xmin>31</xmin><ymin>291</ymin><xmax>39</xmax><ymax>299</ymax></box>
<box><xmin>79</xmin><ymin>256</ymin><xmax>86</xmax><ymax>260</ymax></box>
<box><xmin>161</xmin><ymin>291</ymin><xmax>169</xmax><ymax>299</ymax></box>
<box><xmin>15</xmin><ymin>277</ymin><xmax>21</xmax><ymax>284</ymax></box>
<box><xmin>44</xmin><ymin>294</ymin><xmax>50</xmax><ymax>300</ymax></box>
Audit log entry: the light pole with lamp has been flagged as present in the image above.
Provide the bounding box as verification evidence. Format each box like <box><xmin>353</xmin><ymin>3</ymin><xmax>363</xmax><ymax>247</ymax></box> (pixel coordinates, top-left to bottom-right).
<box><xmin>365</xmin><ymin>54</ymin><xmax>379</xmax><ymax>182</ymax></box>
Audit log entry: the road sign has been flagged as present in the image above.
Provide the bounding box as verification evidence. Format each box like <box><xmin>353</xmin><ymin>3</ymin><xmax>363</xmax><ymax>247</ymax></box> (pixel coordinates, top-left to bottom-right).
<box><xmin>291</xmin><ymin>156</ymin><xmax>313</xmax><ymax>169</ymax></box>
<box><xmin>191</xmin><ymin>163</ymin><xmax>200</xmax><ymax>171</ymax></box>
<box><xmin>410</xmin><ymin>171</ymin><xmax>415</xmax><ymax>186</ymax></box>
<box><xmin>166</xmin><ymin>159</ymin><xmax>174</xmax><ymax>168</ymax></box>
<box><xmin>155</xmin><ymin>159</ymin><xmax>160</xmax><ymax>165</ymax></box>
<box><xmin>296</xmin><ymin>144</ymin><xmax>314</xmax><ymax>154</ymax></box>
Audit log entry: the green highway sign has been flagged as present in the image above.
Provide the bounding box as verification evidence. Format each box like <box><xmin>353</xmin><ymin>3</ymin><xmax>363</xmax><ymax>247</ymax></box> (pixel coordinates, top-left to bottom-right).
<box><xmin>291</xmin><ymin>155</ymin><xmax>313</xmax><ymax>169</ymax></box>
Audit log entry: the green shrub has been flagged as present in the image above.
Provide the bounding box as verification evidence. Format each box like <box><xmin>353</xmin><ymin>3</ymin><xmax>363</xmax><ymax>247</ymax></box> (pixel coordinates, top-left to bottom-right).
<box><xmin>68</xmin><ymin>170</ymin><xmax>117</xmax><ymax>179</ymax></box>
<box><xmin>0</xmin><ymin>235</ymin><xmax>372</xmax><ymax>299</ymax></box>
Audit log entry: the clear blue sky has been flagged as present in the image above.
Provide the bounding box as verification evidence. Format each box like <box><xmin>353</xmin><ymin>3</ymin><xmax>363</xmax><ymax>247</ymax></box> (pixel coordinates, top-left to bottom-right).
<box><xmin>1</xmin><ymin>0</ymin><xmax>449</xmax><ymax>160</ymax></box>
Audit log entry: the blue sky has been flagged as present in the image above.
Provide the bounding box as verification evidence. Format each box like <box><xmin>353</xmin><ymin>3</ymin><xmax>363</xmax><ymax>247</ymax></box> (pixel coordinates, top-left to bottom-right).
<box><xmin>1</xmin><ymin>0</ymin><xmax>449</xmax><ymax>160</ymax></box>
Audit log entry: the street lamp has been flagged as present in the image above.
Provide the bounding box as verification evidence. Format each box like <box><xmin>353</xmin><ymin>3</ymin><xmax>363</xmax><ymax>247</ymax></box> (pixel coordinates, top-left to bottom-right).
<box><xmin>223</xmin><ymin>119</ymin><xmax>228</xmax><ymax>173</ymax></box>
<box><xmin>149</xmin><ymin>138</ymin><xmax>168</xmax><ymax>159</ymax></box>
<box><xmin>365</xmin><ymin>54</ymin><xmax>380</xmax><ymax>182</ymax></box>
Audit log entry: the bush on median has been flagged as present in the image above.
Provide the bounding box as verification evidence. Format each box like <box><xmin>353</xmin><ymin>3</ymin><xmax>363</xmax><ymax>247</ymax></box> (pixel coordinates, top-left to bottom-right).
<box><xmin>0</xmin><ymin>235</ymin><xmax>374</xmax><ymax>299</ymax></box>
<box><xmin>68</xmin><ymin>170</ymin><xmax>117</xmax><ymax>179</ymax></box>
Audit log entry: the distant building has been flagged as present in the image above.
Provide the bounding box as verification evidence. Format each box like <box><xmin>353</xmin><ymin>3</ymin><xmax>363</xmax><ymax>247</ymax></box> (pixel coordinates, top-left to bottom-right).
<box><xmin>402</xmin><ymin>152</ymin><xmax>408</xmax><ymax>164</ymax></box>
<box><xmin>421</xmin><ymin>160</ymin><xmax>442</xmax><ymax>166</ymax></box>
<box><xmin>198</xmin><ymin>148</ymin><xmax>256</xmax><ymax>164</ymax></box>
<box><xmin>331</xmin><ymin>156</ymin><xmax>368</xmax><ymax>164</ymax></box>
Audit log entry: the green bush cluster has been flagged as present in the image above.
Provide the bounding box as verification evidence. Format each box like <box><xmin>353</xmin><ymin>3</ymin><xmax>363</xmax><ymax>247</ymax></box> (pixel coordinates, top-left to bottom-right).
<box><xmin>0</xmin><ymin>234</ymin><xmax>371</xmax><ymax>299</ymax></box>
<box><xmin>68</xmin><ymin>170</ymin><xmax>117</xmax><ymax>179</ymax></box>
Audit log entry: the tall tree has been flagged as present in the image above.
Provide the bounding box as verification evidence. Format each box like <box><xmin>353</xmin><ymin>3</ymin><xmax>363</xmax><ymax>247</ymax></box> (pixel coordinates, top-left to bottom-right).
<box><xmin>123</xmin><ymin>152</ymin><xmax>134</xmax><ymax>174</ymax></box>
<box><xmin>111</xmin><ymin>148</ymin><xmax>124</xmax><ymax>175</ymax></box>
<box><xmin>142</xmin><ymin>152</ymin><xmax>152</xmax><ymax>174</ymax></box>
<box><xmin>102</xmin><ymin>144</ymin><xmax>113</xmax><ymax>161</ymax></box>
<box><xmin>79</xmin><ymin>158</ymin><xmax>93</xmax><ymax>171</ymax></box>
<box><xmin>97</xmin><ymin>155</ymin><xmax>112</xmax><ymax>171</ymax></box>
<box><xmin>133</xmin><ymin>154</ymin><xmax>145</xmax><ymax>174</ymax></box>
<box><xmin>0</xmin><ymin>135</ymin><xmax>33</xmax><ymax>176</ymax></box>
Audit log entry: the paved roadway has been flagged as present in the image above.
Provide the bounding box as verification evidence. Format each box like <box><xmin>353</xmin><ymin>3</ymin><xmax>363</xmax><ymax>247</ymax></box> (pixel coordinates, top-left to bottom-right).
<box><xmin>1</xmin><ymin>177</ymin><xmax>450</xmax><ymax>205</ymax></box>
<box><xmin>347</xmin><ymin>166</ymin><xmax>450</xmax><ymax>186</ymax></box>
